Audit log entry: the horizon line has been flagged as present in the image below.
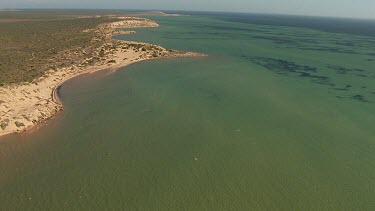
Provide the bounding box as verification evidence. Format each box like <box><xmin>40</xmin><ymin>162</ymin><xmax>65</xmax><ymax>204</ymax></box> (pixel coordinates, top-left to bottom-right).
<box><xmin>1</xmin><ymin>8</ymin><xmax>375</xmax><ymax>21</ymax></box>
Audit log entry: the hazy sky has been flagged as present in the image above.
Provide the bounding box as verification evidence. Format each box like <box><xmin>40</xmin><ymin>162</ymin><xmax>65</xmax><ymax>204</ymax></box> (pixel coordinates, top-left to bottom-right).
<box><xmin>1</xmin><ymin>0</ymin><xmax>375</xmax><ymax>19</ymax></box>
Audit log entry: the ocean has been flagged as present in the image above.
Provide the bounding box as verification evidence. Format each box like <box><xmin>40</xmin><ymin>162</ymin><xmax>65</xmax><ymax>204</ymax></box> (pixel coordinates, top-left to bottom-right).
<box><xmin>1</xmin><ymin>12</ymin><xmax>375</xmax><ymax>210</ymax></box>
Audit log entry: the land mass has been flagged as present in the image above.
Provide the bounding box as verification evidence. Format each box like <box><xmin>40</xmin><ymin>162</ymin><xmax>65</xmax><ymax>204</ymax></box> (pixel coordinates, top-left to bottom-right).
<box><xmin>0</xmin><ymin>15</ymin><xmax>205</xmax><ymax>137</ymax></box>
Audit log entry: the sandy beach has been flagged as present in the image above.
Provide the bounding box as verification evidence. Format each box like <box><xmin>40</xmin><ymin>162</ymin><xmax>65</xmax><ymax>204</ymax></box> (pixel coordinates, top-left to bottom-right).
<box><xmin>0</xmin><ymin>16</ymin><xmax>205</xmax><ymax>137</ymax></box>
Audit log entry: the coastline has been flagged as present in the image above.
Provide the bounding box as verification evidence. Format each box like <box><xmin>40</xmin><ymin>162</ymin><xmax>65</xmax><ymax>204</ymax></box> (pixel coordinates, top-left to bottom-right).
<box><xmin>0</xmin><ymin>16</ymin><xmax>206</xmax><ymax>137</ymax></box>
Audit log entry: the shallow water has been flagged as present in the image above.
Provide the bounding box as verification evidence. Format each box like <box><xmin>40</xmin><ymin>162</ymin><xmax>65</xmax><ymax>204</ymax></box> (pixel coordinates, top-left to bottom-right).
<box><xmin>1</xmin><ymin>13</ymin><xmax>375</xmax><ymax>210</ymax></box>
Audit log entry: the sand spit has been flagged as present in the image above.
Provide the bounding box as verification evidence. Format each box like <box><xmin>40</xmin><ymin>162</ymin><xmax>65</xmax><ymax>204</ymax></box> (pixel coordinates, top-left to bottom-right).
<box><xmin>0</xmin><ymin>17</ymin><xmax>206</xmax><ymax>137</ymax></box>
<box><xmin>150</xmin><ymin>11</ymin><xmax>189</xmax><ymax>17</ymax></box>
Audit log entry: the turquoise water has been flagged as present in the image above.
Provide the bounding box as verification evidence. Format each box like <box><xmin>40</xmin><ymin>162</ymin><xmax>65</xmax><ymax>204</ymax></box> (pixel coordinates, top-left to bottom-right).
<box><xmin>1</xmin><ymin>14</ymin><xmax>375</xmax><ymax>210</ymax></box>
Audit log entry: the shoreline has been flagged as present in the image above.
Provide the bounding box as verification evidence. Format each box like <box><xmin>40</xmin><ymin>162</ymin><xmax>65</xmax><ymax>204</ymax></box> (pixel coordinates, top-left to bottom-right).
<box><xmin>51</xmin><ymin>55</ymin><xmax>191</xmax><ymax>109</ymax></box>
<box><xmin>0</xmin><ymin>16</ymin><xmax>206</xmax><ymax>138</ymax></box>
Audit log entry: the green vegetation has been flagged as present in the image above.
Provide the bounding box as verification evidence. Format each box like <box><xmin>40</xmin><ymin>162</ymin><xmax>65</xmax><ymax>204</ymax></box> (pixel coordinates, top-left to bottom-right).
<box><xmin>0</xmin><ymin>10</ymin><xmax>162</xmax><ymax>85</ymax></box>
<box><xmin>0</xmin><ymin>16</ymin><xmax>112</xmax><ymax>84</ymax></box>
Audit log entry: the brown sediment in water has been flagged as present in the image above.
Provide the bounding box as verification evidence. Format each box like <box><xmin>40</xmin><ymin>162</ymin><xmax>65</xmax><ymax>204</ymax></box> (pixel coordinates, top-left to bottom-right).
<box><xmin>0</xmin><ymin>16</ymin><xmax>206</xmax><ymax>137</ymax></box>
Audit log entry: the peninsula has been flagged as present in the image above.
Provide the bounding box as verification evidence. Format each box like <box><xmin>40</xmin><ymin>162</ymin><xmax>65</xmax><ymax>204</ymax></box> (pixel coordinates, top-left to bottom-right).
<box><xmin>0</xmin><ymin>14</ymin><xmax>205</xmax><ymax>137</ymax></box>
